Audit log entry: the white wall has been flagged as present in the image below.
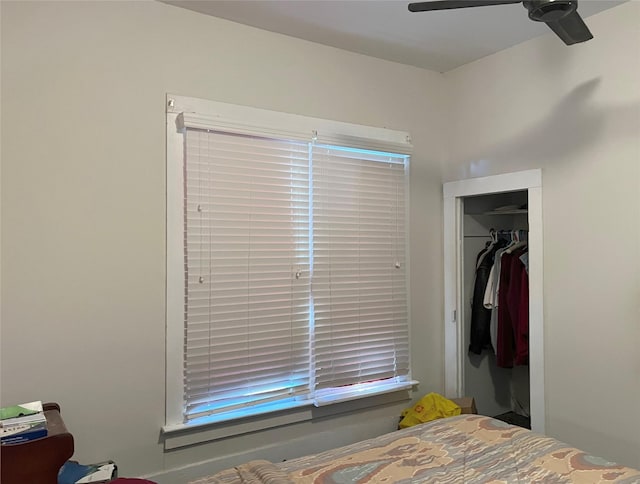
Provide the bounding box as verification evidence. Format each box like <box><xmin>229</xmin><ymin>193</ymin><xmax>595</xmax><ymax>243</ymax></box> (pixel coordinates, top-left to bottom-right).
<box><xmin>0</xmin><ymin>0</ymin><xmax>446</xmax><ymax>478</ymax></box>
<box><xmin>444</xmin><ymin>1</ymin><xmax>640</xmax><ymax>467</ymax></box>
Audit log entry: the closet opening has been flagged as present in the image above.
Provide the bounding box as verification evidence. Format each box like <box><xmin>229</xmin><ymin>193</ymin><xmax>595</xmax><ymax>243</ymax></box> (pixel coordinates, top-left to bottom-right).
<box><xmin>443</xmin><ymin>169</ymin><xmax>544</xmax><ymax>434</ymax></box>
<box><xmin>462</xmin><ymin>191</ymin><xmax>530</xmax><ymax>428</ymax></box>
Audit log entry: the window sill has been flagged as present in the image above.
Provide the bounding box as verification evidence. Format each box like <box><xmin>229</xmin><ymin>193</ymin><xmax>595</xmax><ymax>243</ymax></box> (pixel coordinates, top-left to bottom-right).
<box><xmin>162</xmin><ymin>382</ymin><xmax>417</xmax><ymax>450</ymax></box>
<box><xmin>314</xmin><ymin>380</ymin><xmax>418</xmax><ymax>406</ymax></box>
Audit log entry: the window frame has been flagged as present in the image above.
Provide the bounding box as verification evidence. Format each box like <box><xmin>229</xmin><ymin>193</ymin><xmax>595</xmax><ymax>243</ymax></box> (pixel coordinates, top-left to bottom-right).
<box><xmin>165</xmin><ymin>94</ymin><xmax>415</xmax><ymax>442</ymax></box>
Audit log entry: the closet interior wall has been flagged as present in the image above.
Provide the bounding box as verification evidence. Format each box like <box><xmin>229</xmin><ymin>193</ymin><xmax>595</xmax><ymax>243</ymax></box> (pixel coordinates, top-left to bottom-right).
<box><xmin>462</xmin><ymin>191</ymin><xmax>530</xmax><ymax>419</ymax></box>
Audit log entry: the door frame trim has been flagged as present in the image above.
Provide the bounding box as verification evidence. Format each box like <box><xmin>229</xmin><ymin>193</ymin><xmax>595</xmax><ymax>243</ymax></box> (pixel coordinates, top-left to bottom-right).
<box><xmin>443</xmin><ymin>169</ymin><xmax>545</xmax><ymax>433</ymax></box>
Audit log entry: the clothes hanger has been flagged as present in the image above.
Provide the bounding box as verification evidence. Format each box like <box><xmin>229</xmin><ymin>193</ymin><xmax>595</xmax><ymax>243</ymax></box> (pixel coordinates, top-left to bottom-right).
<box><xmin>506</xmin><ymin>229</ymin><xmax>527</xmax><ymax>254</ymax></box>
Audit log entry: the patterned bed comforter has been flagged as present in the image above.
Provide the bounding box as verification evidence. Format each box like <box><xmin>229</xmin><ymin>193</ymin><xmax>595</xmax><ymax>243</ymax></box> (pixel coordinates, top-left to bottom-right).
<box><xmin>190</xmin><ymin>415</ymin><xmax>640</xmax><ymax>483</ymax></box>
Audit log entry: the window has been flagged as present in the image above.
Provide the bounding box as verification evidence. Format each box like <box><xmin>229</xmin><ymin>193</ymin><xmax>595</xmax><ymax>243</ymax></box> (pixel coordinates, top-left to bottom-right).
<box><xmin>166</xmin><ymin>96</ymin><xmax>415</xmax><ymax>431</ymax></box>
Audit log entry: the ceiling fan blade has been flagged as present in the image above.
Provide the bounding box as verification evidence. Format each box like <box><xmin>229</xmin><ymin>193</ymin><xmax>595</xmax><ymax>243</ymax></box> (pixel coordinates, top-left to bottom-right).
<box><xmin>408</xmin><ymin>0</ymin><xmax>521</xmax><ymax>13</ymax></box>
<box><xmin>545</xmin><ymin>10</ymin><xmax>593</xmax><ymax>45</ymax></box>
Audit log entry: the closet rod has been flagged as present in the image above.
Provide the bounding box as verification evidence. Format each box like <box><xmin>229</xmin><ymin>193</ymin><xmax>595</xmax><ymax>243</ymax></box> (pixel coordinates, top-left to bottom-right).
<box><xmin>464</xmin><ymin>231</ymin><xmax>529</xmax><ymax>238</ymax></box>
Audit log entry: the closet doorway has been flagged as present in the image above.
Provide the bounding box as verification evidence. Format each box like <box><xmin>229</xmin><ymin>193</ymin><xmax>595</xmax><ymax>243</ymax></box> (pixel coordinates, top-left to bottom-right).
<box><xmin>443</xmin><ymin>169</ymin><xmax>545</xmax><ymax>434</ymax></box>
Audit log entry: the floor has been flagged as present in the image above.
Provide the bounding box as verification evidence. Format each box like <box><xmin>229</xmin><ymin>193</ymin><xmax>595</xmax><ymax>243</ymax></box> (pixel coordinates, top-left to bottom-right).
<box><xmin>493</xmin><ymin>411</ymin><xmax>531</xmax><ymax>429</ymax></box>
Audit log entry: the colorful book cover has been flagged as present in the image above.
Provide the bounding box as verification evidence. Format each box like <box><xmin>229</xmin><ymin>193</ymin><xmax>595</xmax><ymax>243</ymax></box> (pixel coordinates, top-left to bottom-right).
<box><xmin>1</xmin><ymin>411</ymin><xmax>46</xmax><ymax>429</ymax></box>
<box><xmin>59</xmin><ymin>461</ymin><xmax>117</xmax><ymax>484</ymax></box>
<box><xmin>0</xmin><ymin>401</ymin><xmax>44</xmax><ymax>420</ymax></box>
<box><xmin>0</xmin><ymin>421</ymin><xmax>48</xmax><ymax>444</ymax></box>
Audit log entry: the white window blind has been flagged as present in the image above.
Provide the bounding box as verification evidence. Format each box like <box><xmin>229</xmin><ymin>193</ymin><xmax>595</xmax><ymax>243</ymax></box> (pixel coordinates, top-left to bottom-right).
<box><xmin>311</xmin><ymin>146</ymin><xmax>410</xmax><ymax>401</ymax></box>
<box><xmin>166</xmin><ymin>95</ymin><xmax>415</xmax><ymax>431</ymax></box>
<box><xmin>184</xmin><ymin>129</ymin><xmax>311</xmax><ymax>422</ymax></box>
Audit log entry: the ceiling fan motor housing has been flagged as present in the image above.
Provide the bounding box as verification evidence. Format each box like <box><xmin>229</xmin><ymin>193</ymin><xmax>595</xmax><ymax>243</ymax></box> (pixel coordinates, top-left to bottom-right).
<box><xmin>524</xmin><ymin>0</ymin><xmax>577</xmax><ymax>22</ymax></box>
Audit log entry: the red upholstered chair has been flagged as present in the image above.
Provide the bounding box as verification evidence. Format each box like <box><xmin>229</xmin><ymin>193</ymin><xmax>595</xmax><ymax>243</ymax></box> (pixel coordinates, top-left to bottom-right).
<box><xmin>1</xmin><ymin>402</ymin><xmax>74</xmax><ymax>484</ymax></box>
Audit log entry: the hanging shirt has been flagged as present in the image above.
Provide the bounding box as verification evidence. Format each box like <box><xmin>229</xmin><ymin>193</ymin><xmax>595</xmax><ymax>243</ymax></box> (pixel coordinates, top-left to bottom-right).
<box><xmin>497</xmin><ymin>248</ymin><xmax>529</xmax><ymax>367</ymax></box>
<box><xmin>496</xmin><ymin>252</ymin><xmax>516</xmax><ymax>367</ymax></box>
<box><xmin>509</xmin><ymin>254</ymin><xmax>529</xmax><ymax>365</ymax></box>
<box><xmin>519</xmin><ymin>251</ymin><xmax>529</xmax><ymax>273</ymax></box>
<box><xmin>469</xmin><ymin>239</ymin><xmax>506</xmax><ymax>354</ymax></box>
<box><xmin>484</xmin><ymin>247</ymin><xmax>507</xmax><ymax>352</ymax></box>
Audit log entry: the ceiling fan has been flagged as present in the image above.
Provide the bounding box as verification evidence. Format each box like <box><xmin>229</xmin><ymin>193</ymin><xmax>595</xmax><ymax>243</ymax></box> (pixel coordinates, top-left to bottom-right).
<box><xmin>408</xmin><ymin>0</ymin><xmax>593</xmax><ymax>45</ymax></box>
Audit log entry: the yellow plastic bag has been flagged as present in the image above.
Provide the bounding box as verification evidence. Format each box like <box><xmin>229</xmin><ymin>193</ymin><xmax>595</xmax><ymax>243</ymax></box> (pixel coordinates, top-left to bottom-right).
<box><xmin>398</xmin><ymin>392</ymin><xmax>461</xmax><ymax>429</ymax></box>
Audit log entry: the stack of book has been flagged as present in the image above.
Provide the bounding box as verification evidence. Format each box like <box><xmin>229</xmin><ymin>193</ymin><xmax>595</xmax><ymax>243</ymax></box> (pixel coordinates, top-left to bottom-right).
<box><xmin>0</xmin><ymin>401</ymin><xmax>48</xmax><ymax>444</ymax></box>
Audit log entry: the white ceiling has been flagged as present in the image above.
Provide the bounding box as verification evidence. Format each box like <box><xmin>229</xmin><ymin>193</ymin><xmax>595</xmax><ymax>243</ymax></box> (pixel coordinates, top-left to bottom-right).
<box><xmin>163</xmin><ymin>0</ymin><xmax>625</xmax><ymax>72</ymax></box>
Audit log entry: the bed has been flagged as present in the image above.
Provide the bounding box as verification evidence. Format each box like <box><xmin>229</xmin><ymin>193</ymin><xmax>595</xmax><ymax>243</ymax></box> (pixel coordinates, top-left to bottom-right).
<box><xmin>190</xmin><ymin>415</ymin><xmax>640</xmax><ymax>483</ymax></box>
